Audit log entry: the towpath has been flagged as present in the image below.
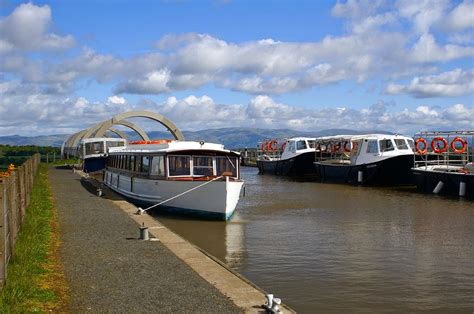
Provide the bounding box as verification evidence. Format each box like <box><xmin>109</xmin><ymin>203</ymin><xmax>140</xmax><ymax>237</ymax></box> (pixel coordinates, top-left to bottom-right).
<box><xmin>48</xmin><ymin>167</ymin><xmax>241</xmax><ymax>312</ymax></box>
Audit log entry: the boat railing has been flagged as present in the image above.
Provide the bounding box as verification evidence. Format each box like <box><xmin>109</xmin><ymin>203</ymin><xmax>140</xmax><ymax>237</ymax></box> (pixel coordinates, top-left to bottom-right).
<box><xmin>257</xmin><ymin>139</ymin><xmax>285</xmax><ymax>161</ymax></box>
<box><xmin>413</xmin><ymin>131</ymin><xmax>474</xmax><ymax>169</ymax></box>
<box><xmin>313</xmin><ymin>138</ymin><xmax>353</xmax><ymax>163</ymax></box>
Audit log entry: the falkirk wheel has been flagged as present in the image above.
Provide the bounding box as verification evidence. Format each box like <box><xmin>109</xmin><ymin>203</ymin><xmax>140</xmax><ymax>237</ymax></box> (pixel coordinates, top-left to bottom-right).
<box><xmin>62</xmin><ymin>110</ymin><xmax>184</xmax><ymax>157</ymax></box>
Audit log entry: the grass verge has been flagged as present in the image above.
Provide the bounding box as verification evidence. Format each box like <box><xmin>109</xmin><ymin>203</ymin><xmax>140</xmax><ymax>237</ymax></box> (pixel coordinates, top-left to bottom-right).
<box><xmin>0</xmin><ymin>164</ymin><xmax>68</xmax><ymax>312</ymax></box>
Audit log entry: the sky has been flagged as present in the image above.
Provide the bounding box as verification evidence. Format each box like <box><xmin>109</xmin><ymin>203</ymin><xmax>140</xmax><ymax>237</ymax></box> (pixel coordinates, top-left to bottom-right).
<box><xmin>0</xmin><ymin>0</ymin><xmax>473</xmax><ymax>137</ymax></box>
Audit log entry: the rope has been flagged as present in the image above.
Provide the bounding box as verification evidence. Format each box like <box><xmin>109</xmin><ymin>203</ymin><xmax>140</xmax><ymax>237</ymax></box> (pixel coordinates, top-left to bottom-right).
<box><xmin>139</xmin><ymin>176</ymin><xmax>224</xmax><ymax>213</ymax></box>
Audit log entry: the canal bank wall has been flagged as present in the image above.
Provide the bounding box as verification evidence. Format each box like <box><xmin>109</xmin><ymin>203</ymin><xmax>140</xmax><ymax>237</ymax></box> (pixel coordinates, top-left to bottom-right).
<box><xmin>49</xmin><ymin>166</ymin><xmax>293</xmax><ymax>313</ymax></box>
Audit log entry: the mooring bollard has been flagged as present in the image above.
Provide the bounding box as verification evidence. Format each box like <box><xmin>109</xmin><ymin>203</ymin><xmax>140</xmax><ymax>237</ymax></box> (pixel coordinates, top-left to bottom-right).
<box><xmin>139</xmin><ymin>223</ymin><xmax>149</xmax><ymax>240</ymax></box>
<box><xmin>263</xmin><ymin>293</ymin><xmax>282</xmax><ymax>313</ymax></box>
<box><xmin>96</xmin><ymin>187</ymin><xmax>102</xmax><ymax>197</ymax></box>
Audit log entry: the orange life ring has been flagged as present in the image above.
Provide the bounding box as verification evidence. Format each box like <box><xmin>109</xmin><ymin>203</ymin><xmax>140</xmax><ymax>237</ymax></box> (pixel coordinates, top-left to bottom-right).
<box><xmin>431</xmin><ymin>136</ymin><xmax>448</xmax><ymax>154</ymax></box>
<box><xmin>343</xmin><ymin>141</ymin><xmax>351</xmax><ymax>153</ymax></box>
<box><xmin>450</xmin><ymin>137</ymin><xmax>467</xmax><ymax>154</ymax></box>
<box><xmin>267</xmin><ymin>140</ymin><xmax>277</xmax><ymax>152</ymax></box>
<box><xmin>261</xmin><ymin>142</ymin><xmax>266</xmax><ymax>151</ymax></box>
<box><xmin>415</xmin><ymin>137</ymin><xmax>427</xmax><ymax>155</ymax></box>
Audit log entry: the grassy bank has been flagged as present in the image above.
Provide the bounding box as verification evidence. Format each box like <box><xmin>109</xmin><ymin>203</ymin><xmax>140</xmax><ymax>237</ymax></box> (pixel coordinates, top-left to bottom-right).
<box><xmin>0</xmin><ymin>164</ymin><xmax>68</xmax><ymax>311</ymax></box>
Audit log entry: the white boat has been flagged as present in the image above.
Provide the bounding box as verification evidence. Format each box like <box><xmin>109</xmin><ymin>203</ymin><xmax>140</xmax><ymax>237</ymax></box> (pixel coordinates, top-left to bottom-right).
<box><xmin>411</xmin><ymin>131</ymin><xmax>474</xmax><ymax>198</ymax></box>
<box><xmin>256</xmin><ymin>137</ymin><xmax>318</xmax><ymax>177</ymax></box>
<box><xmin>103</xmin><ymin>140</ymin><xmax>244</xmax><ymax>220</ymax></box>
<box><xmin>314</xmin><ymin>134</ymin><xmax>415</xmax><ymax>185</ymax></box>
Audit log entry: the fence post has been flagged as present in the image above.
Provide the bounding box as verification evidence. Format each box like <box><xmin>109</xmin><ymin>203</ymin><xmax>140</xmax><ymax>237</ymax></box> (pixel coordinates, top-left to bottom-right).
<box><xmin>8</xmin><ymin>172</ymin><xmax>16</xmax><ymax>259</ymax></box>
<box><xmin>0</xmin><ymin>178</ymin><xmax>5</xmax><ymax>286</ymax></box>
<box><xmin>18</xmin><ymin>165</ymin><xmax>26</xmax><ymax>224</ymax></box>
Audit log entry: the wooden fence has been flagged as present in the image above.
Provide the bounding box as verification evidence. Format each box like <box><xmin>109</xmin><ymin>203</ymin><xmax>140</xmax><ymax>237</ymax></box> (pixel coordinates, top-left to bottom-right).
<box><xmin>0</xmin><ymin>154</ymin><xmax>40</xmax><ymax>287</ymax></box>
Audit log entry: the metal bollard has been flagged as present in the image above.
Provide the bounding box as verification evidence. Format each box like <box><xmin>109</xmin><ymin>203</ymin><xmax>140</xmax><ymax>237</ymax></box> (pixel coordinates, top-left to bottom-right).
<box><xmin>139</xmin><ymin>223</ymin><xmax>149</xmax><ymax>240</ymax></box>
<box><xmin>96</xmin><ymin>187</ymin><xmax>102</xmax><ymax>197</ymax></box>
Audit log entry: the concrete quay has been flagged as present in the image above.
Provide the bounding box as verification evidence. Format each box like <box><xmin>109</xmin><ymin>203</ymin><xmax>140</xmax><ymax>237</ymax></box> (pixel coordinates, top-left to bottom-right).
<box><xmin>49</xmin><ymin>167</ymin><xmax>293</xmax><ymax>313</ymax></box>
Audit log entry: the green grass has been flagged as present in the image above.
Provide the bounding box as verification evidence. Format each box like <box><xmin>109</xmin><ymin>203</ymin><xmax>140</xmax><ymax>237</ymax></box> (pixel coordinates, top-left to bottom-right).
<box><xmin>0</xmin><ymin>164</ymin><xmax>67</xmax><ymax>312</ymax></box>
<box><xmin>51</xmin><ymin>158</ymin><xmax>79</xmax><ymax>166</ymax></box>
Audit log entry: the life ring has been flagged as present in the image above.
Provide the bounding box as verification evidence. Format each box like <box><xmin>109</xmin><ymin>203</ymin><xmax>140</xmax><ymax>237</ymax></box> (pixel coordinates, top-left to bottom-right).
<box><xmin>451</xmin><ymin>137</ymin><xmax>467</xmax><ymax>154</ymax></box>
<box><xmin>343</xmin><ymin>141</ymin><xmax>351</xmax><ymax>153</ymax></box>
<box><xmin>332</xmin><ymin>142</ymin><xmax>341</xmax><ymax>153</ymax></box>
<box><xmin>261</xmin><ymin>142</ymin><xmax>266</xmax><ymax>151</ymax></box>
<box><xmin>267</xmin><ymin>140</ymin><xmax>277</xmax><ymax>152</ymax></box>
<box><xmin>431</xmin><ymin>136</ymin><xmax>448</xmax><ymax>154</ymax></box>
<box><xmin>282</xmin><ymin>142</ymin><xmax>286</xmax><ymax>151</ymax></box>
<box><xmin>415</xmin><ymin>137</ymin><xmax>427</xmax><ymax>155</ymax></box>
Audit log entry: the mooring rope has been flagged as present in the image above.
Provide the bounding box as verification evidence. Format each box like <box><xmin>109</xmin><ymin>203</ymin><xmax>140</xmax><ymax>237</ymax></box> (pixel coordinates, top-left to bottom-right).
<box><xmin>138</xmin><ymin>175</ymin><xmax>224</xmax><ymax>213</ymax></box>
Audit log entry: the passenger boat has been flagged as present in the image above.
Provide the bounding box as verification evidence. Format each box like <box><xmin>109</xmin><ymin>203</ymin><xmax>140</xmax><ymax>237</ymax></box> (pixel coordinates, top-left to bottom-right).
<box><xmin>256</xmin><ymin>137</ymin><xmax>318</xmax><ymax>177</ymax></box>
<box><xmin>79</xmin><ymin>137</ymin><xmax>126</xmax><ymax>172</ymax></box>
<box><xmin>411</xmin><ymin>131</ymin><xmax>474</xmax><ymax>198</ymax></box>
<box><xmin>313</xmin><ymin>134</ymin><xmax>415</xmax><ymax>185</ymax></box>
<box><xmin>103</xmin><ymin>140</ymin><xmax>244</xmax><ymax>220</ymax></box>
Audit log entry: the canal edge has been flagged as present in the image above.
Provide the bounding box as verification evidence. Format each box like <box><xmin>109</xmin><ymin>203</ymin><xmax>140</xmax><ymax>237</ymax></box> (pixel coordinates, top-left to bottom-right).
<box><xmin>111</xmin><ymin>199</ymin><xmax>295</xmax><ymax>313</ymax></box>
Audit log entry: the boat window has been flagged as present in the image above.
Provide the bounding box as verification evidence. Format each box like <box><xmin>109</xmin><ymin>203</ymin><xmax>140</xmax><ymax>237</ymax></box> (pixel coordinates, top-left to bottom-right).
<box><xmin>366</xmin><ymin>140</ymin><xmax>379</xmax><ymax>153</ymax></box>
<box><xmin>216</xmin><ymin>156</ymin><xmax>238</xmax><ymax>177</ymax></box>
<box><xmin>307</xmin><ymin>140</ymin><xmax>316</xmax><ymax>149</ymax></box>
<box><xmin>118</xmin><ymin>155</ymin><xmax>123</xmax><ymax>169</ymax></box>
<box><xmin>135</xmin><ymin>155</ymin><xmax>142</xmax><ymax>172</ymax></box>
<box><xmin>297</xmin><ymin>140</ymin><xmax>307</xmax><ymax>150</ymax></box>
<box><xmin>150</xmin><ymin>156</ymin><xmax>165</xmax><ymax>176</ymax></box>
<box><xmin>288</xmin><ymin>141</ymin><xmax>296</xmax><ymax>153</ymax></box>
<box><xmin>168</xmin><ymin>156</ymin><xmax>190</xmax><ymax>176</ymax></box>
<box><xmin>407</xmin><ymin>139</ymin><xmax>415</xmax><ymax>151</ymax></box>
<box><xmin>379</xmin><ymin>139</ymin><xmax>395</xmax><ymax>152</ymax></box>
<box><xmin>85</xmin><ymin>142</ymin><xmax>104</xmax><ymax>155</ymax></box>
<box><xmin>193</xmin><ymin>156</ymin><xmax>214</xmax><ymax>176</ymax></box>
<box><xmin>142</xmin><ymin>156</ymin><xmax>150</xmax><ymax>173</ymax></box>
<box><xmin>394</xmin><ymin>139</ymin><xmax>409</xmax><ymax>150</ymax></box>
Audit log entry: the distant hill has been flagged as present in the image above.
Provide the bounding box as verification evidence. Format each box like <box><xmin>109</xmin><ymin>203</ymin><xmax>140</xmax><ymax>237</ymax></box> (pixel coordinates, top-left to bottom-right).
<box><xmin>0</xmin><ymin>128</ymin><xmax>393</xmax><ymax>149</ymax></box>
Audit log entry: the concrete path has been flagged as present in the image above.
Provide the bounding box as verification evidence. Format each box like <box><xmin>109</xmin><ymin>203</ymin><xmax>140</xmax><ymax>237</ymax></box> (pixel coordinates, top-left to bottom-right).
<box><xmin>49</xmin><ymin>167</ymin><xmax>241</xmax><ymax>313</ymax></box>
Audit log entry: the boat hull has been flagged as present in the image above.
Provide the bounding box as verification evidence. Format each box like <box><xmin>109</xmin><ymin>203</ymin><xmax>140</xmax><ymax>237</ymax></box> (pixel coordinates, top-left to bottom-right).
<box><xmin>412</xmin><ymin>167</ymin><xmax>474</xmax><ymax>198</ymax></box>
<box><xmin>314</xmin><ymin>154</ymin><xmax>414</xmax><ymax>185</ymax></box>
<box><xmin>256</xmin><ymin>152</ymin><xmax>317</xmax><ymax>177</ymax></box>
<box><xmin>83</xmin><ymin>157</ymin><xmax>106</xmax><ymax>173</ymax></box>
<box><xmin>103</xmin><ymin>171</ymin><xmax>244</xmax><ymax>220</ymax></box>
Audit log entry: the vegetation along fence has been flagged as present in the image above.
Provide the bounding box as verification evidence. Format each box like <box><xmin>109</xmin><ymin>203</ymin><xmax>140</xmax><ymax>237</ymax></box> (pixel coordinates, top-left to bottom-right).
<box><xmin>0</xmin><ymin>154</ymin><xmax>40</xmax><ymax>287</ymax></box>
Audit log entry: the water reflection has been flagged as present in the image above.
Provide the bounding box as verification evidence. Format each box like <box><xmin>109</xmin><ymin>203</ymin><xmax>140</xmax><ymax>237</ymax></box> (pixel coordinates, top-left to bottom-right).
<box><xmin>151</xmin><ymin>211</ymin><xmax>247</xmax><ymax>269</ymax></box>
<box><xmin>152</xmin><ymin>167</ymin><xmax>474</xmax><ymax>313</ymax></box>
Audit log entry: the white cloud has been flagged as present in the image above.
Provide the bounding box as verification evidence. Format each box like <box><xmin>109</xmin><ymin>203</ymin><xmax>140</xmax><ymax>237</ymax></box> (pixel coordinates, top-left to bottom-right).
<box><xmin>385</xmin><ymin>68</ymin><xmax>474</xmax><ymax>97</ymax></box>
<box><xmin>411</xmin><ymin>33</ymin><xmax>474</xmax><ymax>63</ymax></box>
<box><xmin>0</xmin><ymin>3</ymin><xmax>74</xmax><ymax>53</ymax></box>
<box><xmin>396</xmin><ymin>0</ymin><xmax>449</xmax><ymax>34</ymax></box>
<box><xmin>443</xmin><ymin>0</ymin><xmax>474</xmax><ymax>32</ymax></box>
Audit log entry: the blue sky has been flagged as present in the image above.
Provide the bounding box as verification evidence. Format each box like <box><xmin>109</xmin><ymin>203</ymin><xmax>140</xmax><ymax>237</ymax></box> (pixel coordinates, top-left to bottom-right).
<box><xmin>0</xmin><ymin>0</ymin><xmax>473</xmax><ymax>136</ymax></box>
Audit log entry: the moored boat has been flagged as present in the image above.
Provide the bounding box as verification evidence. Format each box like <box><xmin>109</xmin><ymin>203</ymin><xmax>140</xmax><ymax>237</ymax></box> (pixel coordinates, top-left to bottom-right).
<box><xmin>411</xmin><ymin>131</ymin><xmax>474</xmax><ymax>198</ymax></box>
<box><xmin>103</xmin><ymin>140</ymin><xmax>244</xmax><ymax>220</ymax></box>
<box><xmin>256</xmin><ymin>137</ymin><xmax>318</xmax><ymax>177</ymax></box>
<box><xmin>79</xmin><ymin>137</ymin><xmax>126</xmax><ymax>172</ymax></box>
<box><xmin>314</xmin><ymin>134</ymin><xmax>415</xmax><ymax>185</ymax></box>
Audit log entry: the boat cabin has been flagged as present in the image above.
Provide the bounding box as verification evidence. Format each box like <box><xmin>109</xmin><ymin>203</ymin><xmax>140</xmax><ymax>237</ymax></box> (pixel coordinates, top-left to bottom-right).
<box><xmin>79</xmin><ymin>137</ymin><xmax>127</xmax><ymax>172</ymax></box>
<box><xmin>315</xmin><ymin>134</ymin><xmax>415</xmax><ymax>165</ymax></box>
<box><xmin>106</xmin><ymin>141</ymin><xmax>240</xmax><ymax>180</ymax></box>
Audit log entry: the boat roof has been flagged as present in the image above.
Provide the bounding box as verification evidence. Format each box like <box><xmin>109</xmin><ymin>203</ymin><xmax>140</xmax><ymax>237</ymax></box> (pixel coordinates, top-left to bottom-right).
<box><xmin>80</xmin><ymin>137</ymin><xmax>127</xmax><ymax>143</ymax></box>
<box><xmin>315</xmin><ymin>134</ymin><xmax>412</xmax><ymax>141</ymax></box>
<box><xmin>108</xmin><ymin>140</ymin><xmax>239</xmax><ymax>155</ymax></box>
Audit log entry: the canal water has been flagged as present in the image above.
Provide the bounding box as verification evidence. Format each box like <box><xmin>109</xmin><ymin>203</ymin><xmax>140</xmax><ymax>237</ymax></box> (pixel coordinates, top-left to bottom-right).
<box><xmin>152</xmin><ymin>167</ymin><xmax>474</xmax><ymax>313</ymax></box>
